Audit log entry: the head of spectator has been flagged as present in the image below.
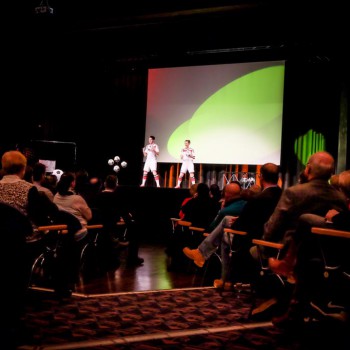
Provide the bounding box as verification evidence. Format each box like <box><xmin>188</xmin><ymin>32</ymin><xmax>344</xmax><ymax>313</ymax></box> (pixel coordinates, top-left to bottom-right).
<box><xmin>56</xmin><ymin>172</ymin><xmax>76</xmax><ymax>195</ymax></box>
<box><xmin>222</xmin><ymin>181</ymin><xmax>242</xmax><ymax>205</ymax></box>
<box><xmin>44</xmin><ymin>174</ymin><xmax>58</xmax><ymax>194</ymax></box>
<box><xmin>24</xmin><ymin>165</ymin><xmax>33</xmax><ymax>183</ymax></box>
<box><xmin>196</xmin><ymin>182</ymin><xmax>210</xmax><ymax>198</ymax></box>
<box><xmin>33</xmin><ymin>162</ymin><xmax>47</xmax><ymax>184</ymax></box>
<box><xmin>209</xmin><ymin>183</ymin><xmax>221</xmax><ymax>200</ymax></box>
<box><xmin>304</xmin><ymin>151</ymin><xmax>335</xmax><ymax>181</ymax></box>
<box><xmin>1</xmin><ymin>150</ymin><xmax>27</xmax><ymax>177</ymax></box>
<box><xmin>104</xmin><ymin>174</ymin><xmax>118</xmax><ymax>191</ymax></box>
<box><xmin>260</xmin><ymin>162</ymin><xmax>280</xmax><ymax>188</ymax></box>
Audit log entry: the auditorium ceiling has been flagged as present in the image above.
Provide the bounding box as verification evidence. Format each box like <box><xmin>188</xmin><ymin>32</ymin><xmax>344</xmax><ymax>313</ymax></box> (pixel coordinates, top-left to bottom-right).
<box><xmin>10</xmin><ymin>1</ymin><xmax>349</xmax><ymax>66</ymax></box>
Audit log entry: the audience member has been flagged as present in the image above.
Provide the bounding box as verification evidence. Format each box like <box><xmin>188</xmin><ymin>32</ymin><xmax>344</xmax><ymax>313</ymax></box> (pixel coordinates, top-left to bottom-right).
<box><xmin>268</xmin><ymin>169</ymin><xmax>350</xmax><ymax>327</ymax></box>
<box><xmin>183</xmin><ymin>163</ymin><xmax>282</xmax><ymax>286</ymax></box>
<box><xmin>0</xmin><ymin>150</ymin><xmax>60</xmax><ymax>344</ymax></box>
<box><xmin>32</xmin><ymin>162</ymin><xmax>54</xmax><ymax>201</ymax></box>
<box><xmin>209</xmin><ymin>183</ymin><xmax>222</xmax><ymax>211</ymax></box>
<box><xmin>206</xmin><ymin>181</ymin><xmax>246</xmax><ymax>232</ymax></box>
<box><xmin>180</xmin><ymin>182</ymin><xmax>218</xmax><ymax>229</ymax></box>
<box><xmin>54</xmin><ymin>171</ymin><xmax>92</xmax><ymax>243</ymax></box>
<box><xmin>75</xmin><ymin>169</ymin><xmax>102</xmax><ymax>206</ymax></box>
<box><xmin>179</xmin><ymin>183</ymin><xmax>198</xmax><ymax>220</ymax></box>
<box><xmin>248</xmin><ymin>152</ymin><xmax>347</xmax><ymax>327</ymax></box>
<box><xmin>253</xmin><ymin>151</ymin><xmax>347</xmax><ymax>262</ymax></box>
<box><xmin>44</xmin><ymin>173</ymin><xmax>58</xmax><ymax>194</ymax></box>
<box><xmin>0</xmin><ymin>151</ymin><xmax>59</xmax><ymax>237</ymax></box>
<box><xmin>92</xmin><ymin>174</ymin><xmax>144</xmax><ymax>267</ymax></box>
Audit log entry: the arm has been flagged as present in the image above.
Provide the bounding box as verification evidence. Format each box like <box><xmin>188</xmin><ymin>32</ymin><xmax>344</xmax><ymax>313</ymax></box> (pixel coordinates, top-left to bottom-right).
<box><xmin>263</xmin><ymin>188</ymin><xmax>293</xmax><ymax>242</ymax></box>
<box><xmin>76</xmin><ymin>195</ymin><xmax>93</xmax><ymax>222</ymax></box>
<box><xmin>154</xmin><ymin>144</ymin><xmax>160</xmax><ymax>156</ymax></box>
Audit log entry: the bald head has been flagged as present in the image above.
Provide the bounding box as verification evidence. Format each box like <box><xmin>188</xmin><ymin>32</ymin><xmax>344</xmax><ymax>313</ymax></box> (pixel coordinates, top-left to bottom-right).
<box><xmin>224</xmin><ymin>182</ymin><xmax>241</xmax><ymax>201</ymax></box>
<box><xmin>306</xmin><ymin>151</ymin><xmax>335</xmax><ymax>181</ymax></box>
<box><xmin>1</xmin><ymin>151</ymin><xmax>27</xmax><ymax>176</ymax></box>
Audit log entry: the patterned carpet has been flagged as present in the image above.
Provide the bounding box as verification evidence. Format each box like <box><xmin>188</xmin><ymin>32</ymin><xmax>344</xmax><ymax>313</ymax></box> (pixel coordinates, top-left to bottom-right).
<box><xmin>17</xmin><ymin>287</ymin><xmax>349</xmax><ymax>350</ymax></box>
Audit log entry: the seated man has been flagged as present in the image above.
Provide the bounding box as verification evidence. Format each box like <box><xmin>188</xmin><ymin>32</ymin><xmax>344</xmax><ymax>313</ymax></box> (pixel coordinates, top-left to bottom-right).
<box><xmin>269</xmin><ymin>169</ymin><xmax>350</xmax><ymax>327</ymax></box>
<box><xmin>92</xmin><ymin>174</ymin><xmax>144</xmax><ymax>266</ymax></box>
<box><xmin>248</xmin><ymin>152</ymin><xmax>347</xmax><ymax>325</ymax></box>
<box><xmin>183</xmin><ymin>162</ymin><xmax>282</xmax><ymax>288</ymax></box>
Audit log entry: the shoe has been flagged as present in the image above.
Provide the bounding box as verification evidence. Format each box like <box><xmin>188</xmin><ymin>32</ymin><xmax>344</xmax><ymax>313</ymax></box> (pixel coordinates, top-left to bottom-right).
<box><xmin>182</xmin><ymin>247</ymin><xmax>205</xmax><ymax>267</ymax></box>
<box><xmin>213</xmin><ymin>279</ymin><xmax>232</xmax><ymax>290</ymax></box>
<box><xmin>215</xmin><ymin>279</ymin><xmax>232</xmax><ymax>290</ymax></box>
<box><xmin>269</xmin><ymin>257</ymin><xmax>295</xmax><ymax>282</ymax></box>
<box><xmin>127</xmin><ymin>257</ymin><xmax>144</xmax><ymax>266</ymax></box>
<box><xmin>140</xmin><ymin>184</ymin><xmax>145</xmax><ymax>187</ymax></box>
<box><xmin>175</xmin><ymin>185</ymin><xmax>180</xmax><ymax>189</ymax></box>
<box><xmin>250</xmin><ymin>297</ymin><xmax>278</xmax><ymax>321</ymax></box>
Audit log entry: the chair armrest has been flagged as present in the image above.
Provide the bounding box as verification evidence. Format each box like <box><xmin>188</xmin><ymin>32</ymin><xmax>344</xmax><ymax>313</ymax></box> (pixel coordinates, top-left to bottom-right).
<box><xmin>311</xmin><ymin>227</ymin><xmax>350</xmax><ymax>239</ymax></box>
<box><xmin>224</xmin><ymin>228</ymin><xmax>247</xmax><ymax>236</ymax></box>
<box><xmin>252</xmin><ymin>239</ymin><xmax>284</xmax><ymax>250</ymax></box>
<box><xmin>86</xmin><ymin>224</ymin><xmax>104</xmax><ymax>230</ymax></box>
<box><xmin>177</xmin><ymin>220</ymin><xmax>192</xmax><ymax>227</ymax></box>
<box><xmin>37</xmin><ymin>224</ymin><xmax>68</xmax><ymax>232</ymax></box>
<box><xmin>189</xmin><ymin>226</ymin><xmax>205</xmax><ymax>233</ymax></box>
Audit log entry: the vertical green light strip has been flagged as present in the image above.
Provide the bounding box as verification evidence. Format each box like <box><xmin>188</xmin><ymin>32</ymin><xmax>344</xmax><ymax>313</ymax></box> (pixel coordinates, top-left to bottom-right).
<box><xmin>294</xmin><ymin>129</ymin><xmax>326</xmax><ymax>166</ymax></box>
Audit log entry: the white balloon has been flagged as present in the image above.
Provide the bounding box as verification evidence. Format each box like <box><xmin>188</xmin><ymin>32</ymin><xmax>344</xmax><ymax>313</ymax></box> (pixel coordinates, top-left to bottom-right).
<box><xmin>113</xmin><ymin>165</ymin><xmax>120</xmax><ymax>173</ymax></box>
<box><xmin>121</xmin><ymin>161</ymin><xmax>127</xmax><ymax>168</ymax></box>
<box><xmin>114</xmin><ymin>156</ymin><xmax>120</xmax><ymax>163</ymax></box>
<box><xmin>108</xmin><ymin>159</ymin><xmax>114</xmax><ymax>166</ymax></box>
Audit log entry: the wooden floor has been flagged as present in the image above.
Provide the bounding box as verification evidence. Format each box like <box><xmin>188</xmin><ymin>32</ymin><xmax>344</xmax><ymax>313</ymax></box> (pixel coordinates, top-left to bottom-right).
<box><xmin>73</xmin><ymin>241</ymin><xmax>220</xmax><ymax>295</ymax></box>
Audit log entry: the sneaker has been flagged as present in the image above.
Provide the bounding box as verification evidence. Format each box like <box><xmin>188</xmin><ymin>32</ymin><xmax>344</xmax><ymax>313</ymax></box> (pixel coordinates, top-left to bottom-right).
<box><xmin>213</xmin><ymin>279</ymin><xmax>232</xmax><ymax>290</ymax></box>
<box><xmin>250</xmin><ymin>297</ymin><xmax>278</xmax><ymax>321</ymax></box>
<box><xmin>182</xmin><ymin>247</ymin><xmax>205</xmax><ymax>267</ymax></box>
<box><xmin>175</xmin><ymin>185</ymin><xmax>180</xmax><ymax>189</ymax></box>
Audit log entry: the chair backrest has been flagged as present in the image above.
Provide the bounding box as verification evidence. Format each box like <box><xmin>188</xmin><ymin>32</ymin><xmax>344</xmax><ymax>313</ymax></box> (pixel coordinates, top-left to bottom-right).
<box><xmin>54</xmin><ymin>210</ymin><xmax>83</xmax><ymax>236</ymax></box>
<box><xmin>0</xmin><ymin>202</ymin><xmax>33</xmax><ymax>247</ymax></box>
<box><xmin>311</xmin><ymin>227</ymin><xmax>350</xmax><ymax>277</ymax></box>
<box><xmin>0</xmin><ymin>202</ymin><xmax>33</xmax><ymax>301</ymax></box>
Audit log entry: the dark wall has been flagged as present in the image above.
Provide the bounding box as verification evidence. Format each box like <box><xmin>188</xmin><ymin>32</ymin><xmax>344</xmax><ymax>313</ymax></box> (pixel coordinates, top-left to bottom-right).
<box><xmin>2</xmin><ymin>2</ymin><xmax>349</xmax><ymax>183</ymax></box>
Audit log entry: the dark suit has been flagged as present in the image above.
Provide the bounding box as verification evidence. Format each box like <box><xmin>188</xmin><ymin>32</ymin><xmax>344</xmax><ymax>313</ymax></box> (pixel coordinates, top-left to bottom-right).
<box><xmin>263</xmin><ymin>178</ymin><xmax>347</xmax><ymax>244</ymax></box>
<box><xmin>233</xmin><ymin>185</ymin><xmax>282</xmax><ymax>240</ymax></box>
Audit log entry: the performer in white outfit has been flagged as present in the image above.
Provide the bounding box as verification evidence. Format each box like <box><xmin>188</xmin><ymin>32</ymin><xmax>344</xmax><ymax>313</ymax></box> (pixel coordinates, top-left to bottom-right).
<box><xmin>175</xmin><ymin>139</ymin><xmax>196</xmax><ymax>188</ymax></box>
<box><xmin>140</xmin><ymin>135</ymin><xmax>160</xmax><ymax>187</ymax></box>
